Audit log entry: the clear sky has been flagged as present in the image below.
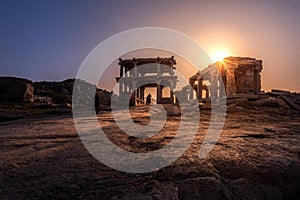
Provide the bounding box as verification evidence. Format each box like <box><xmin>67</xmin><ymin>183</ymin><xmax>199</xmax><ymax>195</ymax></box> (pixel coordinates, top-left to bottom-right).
<box><xmin>0</xmin><ymin>0</ymin><xmax>299</xmax><ymax>91</ymax></box>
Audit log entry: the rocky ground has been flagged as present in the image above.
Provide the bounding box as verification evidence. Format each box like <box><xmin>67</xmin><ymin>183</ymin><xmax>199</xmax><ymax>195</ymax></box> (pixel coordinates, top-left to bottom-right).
<box><xmin>0</xmin><ymin>104</ymin><xmax>300</xmax><ymax>200</ymax></box>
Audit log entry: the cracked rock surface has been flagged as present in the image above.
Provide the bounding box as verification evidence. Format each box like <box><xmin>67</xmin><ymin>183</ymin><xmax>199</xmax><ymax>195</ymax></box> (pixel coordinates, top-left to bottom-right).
<box><xmin>0</xmin><ymin>106</ymin><xmax>300</xmax><ymax>199</ymax></box>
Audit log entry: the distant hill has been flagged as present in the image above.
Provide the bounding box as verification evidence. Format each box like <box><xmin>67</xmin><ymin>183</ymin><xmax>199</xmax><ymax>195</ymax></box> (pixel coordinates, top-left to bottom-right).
<box><xmin>34</xmin><ymin>78</ymin><xmax>112</xmax><ymax>108</ymax></box>
<box><xmin>0</xmin><ymin>77</ymin><xmax>112</xmax><ymax>109</ymax></box>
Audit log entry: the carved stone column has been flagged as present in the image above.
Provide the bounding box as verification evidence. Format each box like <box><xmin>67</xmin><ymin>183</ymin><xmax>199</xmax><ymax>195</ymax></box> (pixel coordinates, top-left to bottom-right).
<box><xmin>157</xmin><ymin>82</ymin><xmax>162</xmax><ymax>104</ymax></box>
<box><xmin>140</xmin><ymin>86</ymin><xmax>145</xmax><ymax>101</ymax></box>
<box><xmin>197</xmin><ymin>79</ymin><xmax>203</xmax><ymax>100</ymax></box>
<box><xmin>189</xmin><ymin>87</ymin><xmax>194</xmax><ymax>101</ymax></box>
<box><xmin>133</xmin><ymin>60</ymin><xmax>138</xmax><ymax>78</ymax></box>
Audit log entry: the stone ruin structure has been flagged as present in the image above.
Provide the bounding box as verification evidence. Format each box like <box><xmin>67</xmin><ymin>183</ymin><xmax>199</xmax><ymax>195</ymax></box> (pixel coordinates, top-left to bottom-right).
<box><xmin>186</xmin><ymin>57</ymin><xmax>263</xmax><ymax>102</ymax></box>
<box><xmin>116</xmin><ymin>56</ymin><xmax>263</xmax><ymax>106</ymax></box>
<box><xmin>116</xmin><ymin>56</ymin><xmax>177</xmax><ymax>106</ymax></box>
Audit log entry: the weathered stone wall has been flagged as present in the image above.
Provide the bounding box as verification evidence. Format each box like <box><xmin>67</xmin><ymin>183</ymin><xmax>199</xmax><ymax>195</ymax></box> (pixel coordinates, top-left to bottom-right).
<box><xmin>222</xmin><ymin>57</ymin><xmax>263</xmax><ymax>96</ymax></box>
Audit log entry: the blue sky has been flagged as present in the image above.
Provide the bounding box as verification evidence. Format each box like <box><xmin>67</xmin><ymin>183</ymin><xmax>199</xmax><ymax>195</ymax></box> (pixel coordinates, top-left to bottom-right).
<box><xmin>0</xmin><ymin>0</ymin><xmax>299</xmax><ymax>91</ymax></box>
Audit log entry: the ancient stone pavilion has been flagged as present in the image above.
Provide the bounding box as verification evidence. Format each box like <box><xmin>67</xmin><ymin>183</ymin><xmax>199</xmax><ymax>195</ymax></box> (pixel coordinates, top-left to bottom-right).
<box><xmin>188</xmin><ymin>57</ymin><xmax>263</xmax><ymax>102</ymax></box>
<box><xmin>116</xmin><ymin>56</ymin><xmax>177</xmax><ymax>106</ymax></box>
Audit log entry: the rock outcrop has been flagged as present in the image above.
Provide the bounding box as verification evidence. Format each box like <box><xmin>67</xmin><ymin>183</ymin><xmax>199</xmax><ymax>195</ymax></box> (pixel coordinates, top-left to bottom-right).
<box><xmin>34</xmin><ymin>78</ymin><xmax>112</xmax><ymax>109</ymax></box>
<box><xmin>34</xmin><ymin>79</ymin><xmax>74</xmax><ymax>104</ymax></box>
<box><xmin>0</xmin><ymin>77</ymin><xmax>34</xmax><ymax>103</ymax></box>
<box><xmin>0</xmin><ymin>76</ymin><xmax>112</xmax><ymax>112</ymax></box>
<box><xmin>269</xmin><ymin>89</ymin><xmax>300</xmax><ymax>111</ymax></box>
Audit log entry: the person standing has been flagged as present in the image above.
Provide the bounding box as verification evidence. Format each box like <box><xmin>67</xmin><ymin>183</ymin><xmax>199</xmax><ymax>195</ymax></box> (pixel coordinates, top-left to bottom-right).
<box><xmin>146</xmin><ymin>93</ymin><xmax>152</xmax><ymax>105</ymax></box>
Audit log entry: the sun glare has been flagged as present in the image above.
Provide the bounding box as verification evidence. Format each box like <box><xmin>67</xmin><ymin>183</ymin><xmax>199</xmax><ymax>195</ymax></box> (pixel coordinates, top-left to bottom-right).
<box><xmin>211</xmin><ymin>51</ymin><xmax>229</xmax><ymax>62</ymax></box>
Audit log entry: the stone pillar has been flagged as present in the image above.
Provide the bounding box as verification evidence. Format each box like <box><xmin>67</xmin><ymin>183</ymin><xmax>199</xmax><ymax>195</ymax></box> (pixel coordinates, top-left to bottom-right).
<box><xmin>157</xmin><ymin>83</ymin><xmax>162</xmax><ymax>104</ymax></box>
<box><xmin>197</xmin><ymin>79</ymin><xmax>203</xmax><ymax>100</ymax></box>
<box><xmin>184</xmin><ymin>90</ymin><xmax>189</xmax><ymax>102</ymax></box>
<box><xmin>189</xmin><ymin>88</ymin><xmax>194</xmax><ymax>100</ymax></box>
<box><xmin>118</xmin><ymin>65</ymin><xmax>124</xmax><ymax>103</ymax></box>
<box><xmin>170</xmin><ymin>91</ymin><xmax>174</xmax><ymax>103</ymax></box>
<box><xmin>119</xmin><ymin>80</ymin><xmax>123</xmax><ymax>98</ymax></box>
<box><xmin>140</xmin><ymin>87</ymin><xmax>145</xmax><ymax>101</ymax></box>
<box><xmin>120</xmin><ymin>65</ymin><xmax>124</xmax><ymax>77</ymax></box>
<box><xmin>131</xmin><ymin>81</ymin><xmax>136</xmax><ymax>106</ymax></box>
<box><xmin>205</xmin><ymin>88</ymin><xmax>209</xmax><ymax>98</ymax></box>
<box><xmin>136</xmin><ymin>88</ymin><xmax>140</xmax><ymax>99</ymax></box>
<box><xmin>133</xmin><ymin>61</ymin><xmax>138</xmax><ymax>78</ymax></box>
<box><xmin>119</xmin><ymin>81</ymin><xmax>128</xmax><ymax>105</ymax></box>
<box><xmin>170</xmin><ymin>58</ymin><xmax>174</xmax><ymax>76</ymax></box>
<box><xmin>125</xmin><ymin>68</ymin><xmax>128</xmax><ymax>77</ymax></box>
<box><xmin>169</xmin><ymin>80</ymin><xmax>175</xmax><ymax>103</ymax></box>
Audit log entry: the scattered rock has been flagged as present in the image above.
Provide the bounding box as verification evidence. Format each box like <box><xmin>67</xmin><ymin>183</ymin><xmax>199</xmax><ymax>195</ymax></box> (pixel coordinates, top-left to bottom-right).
<box><xmin>251</xmin><ymin>98</ymin><xmax>288</xmax><ymax>108</ymax></box>
<box><xmin>279</xmin><ymin>95</ymin><xmax>300</xmax><ymax>111</ymax></box>
<box><xmin>270</xmin><ymin>89</ymin><xmax>291</xmax><ymax>95</ymax></box>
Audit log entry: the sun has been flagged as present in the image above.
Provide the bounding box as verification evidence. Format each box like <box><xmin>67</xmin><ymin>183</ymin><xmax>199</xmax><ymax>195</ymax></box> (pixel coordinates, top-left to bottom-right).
<box><xmin>211</xmin><ymin>50</ymin><xmax>229</xmax><ymax>62</ymax></box>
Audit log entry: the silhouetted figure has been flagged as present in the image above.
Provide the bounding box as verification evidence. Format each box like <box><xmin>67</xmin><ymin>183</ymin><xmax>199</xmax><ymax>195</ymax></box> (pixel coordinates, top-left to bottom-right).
<box><xmin>146</xmin><ymin>93</ymin><xmax>152</xmax><ymax>105</ymax></box>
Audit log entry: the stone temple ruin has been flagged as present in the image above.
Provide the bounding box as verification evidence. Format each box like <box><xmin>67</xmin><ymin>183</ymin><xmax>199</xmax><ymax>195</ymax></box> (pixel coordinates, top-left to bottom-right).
<box><xmin>116</xmin><ymin>56</ymin><xmax>264</xmax><ymax>106</ymax></box>
<box><xmin>116</xmin><ymin>56</ymin><xmax>177</xmax><ymax>105</ymax></box>
<box><xmin>187</xmin><ymin>57</ymin><xmax>263</xmax><ymax>103</ymax></box>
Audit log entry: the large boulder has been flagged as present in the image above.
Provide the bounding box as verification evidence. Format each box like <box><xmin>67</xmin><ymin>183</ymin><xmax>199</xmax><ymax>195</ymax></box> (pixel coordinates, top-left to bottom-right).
<box><xmin>0</xmin><ymin>77</ymin><xmax>34</xmax><ymax>103</ymax></box>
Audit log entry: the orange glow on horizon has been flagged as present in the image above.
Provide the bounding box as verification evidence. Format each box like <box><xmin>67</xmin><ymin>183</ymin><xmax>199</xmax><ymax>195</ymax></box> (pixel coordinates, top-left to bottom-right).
<box><xmin>211</xmin><ymin>50</ymin><xmax>229</xmax><ymax>62</ymax></box>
